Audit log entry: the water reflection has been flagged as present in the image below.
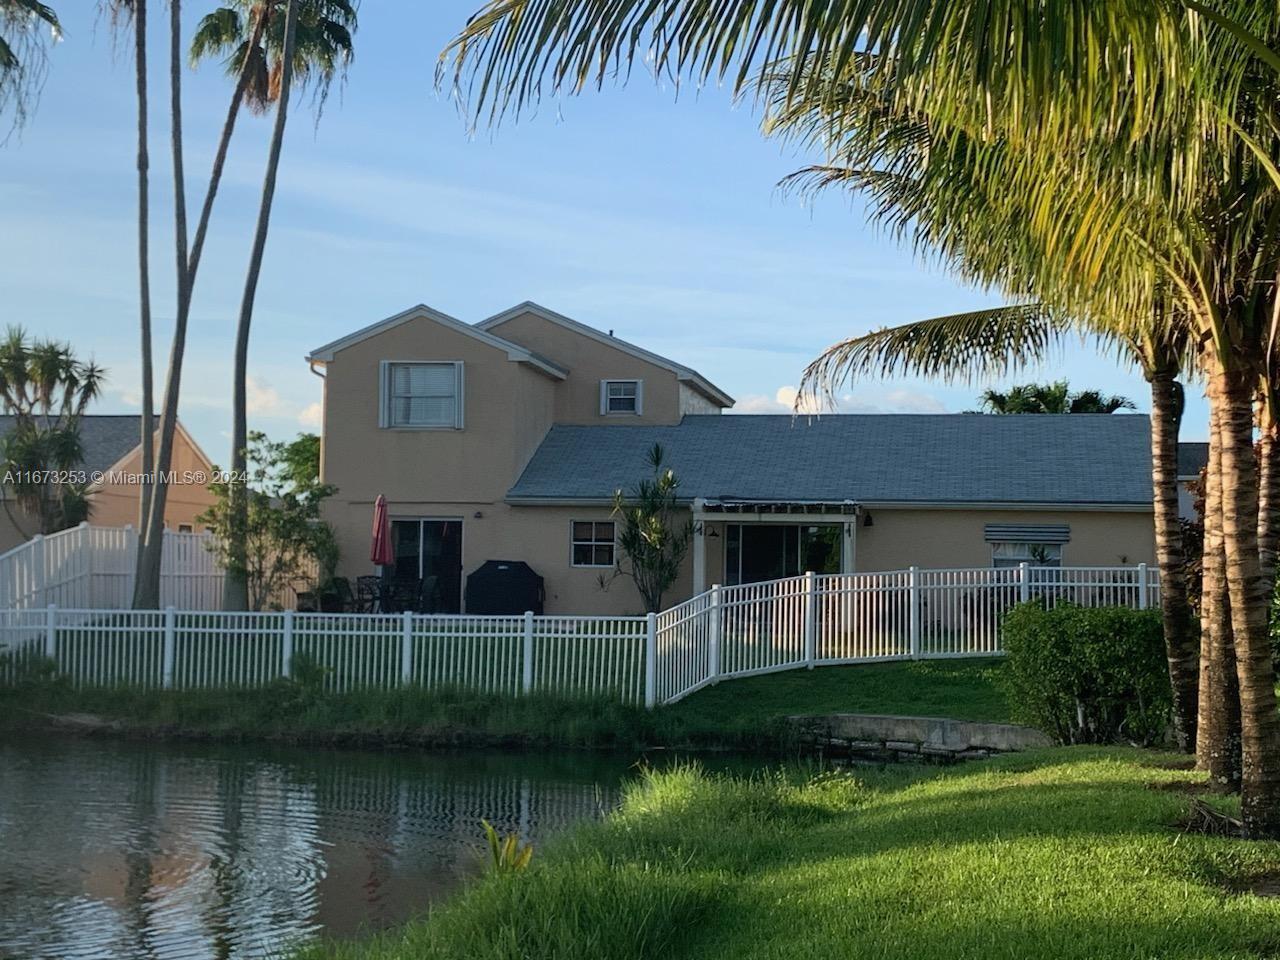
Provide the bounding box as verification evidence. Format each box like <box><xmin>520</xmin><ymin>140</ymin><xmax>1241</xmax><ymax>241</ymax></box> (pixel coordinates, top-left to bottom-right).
<box><xmin>0</xmin><ymin>738</ymin><xmax>631</xmax><ymax>960</ymax></box>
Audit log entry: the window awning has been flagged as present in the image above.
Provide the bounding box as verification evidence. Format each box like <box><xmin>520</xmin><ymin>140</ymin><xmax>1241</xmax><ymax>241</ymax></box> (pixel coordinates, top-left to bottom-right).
<box><xmin>984</xmin><ymin>523</ymin><xmax>1071</xmax><ymax>544</ymax></box>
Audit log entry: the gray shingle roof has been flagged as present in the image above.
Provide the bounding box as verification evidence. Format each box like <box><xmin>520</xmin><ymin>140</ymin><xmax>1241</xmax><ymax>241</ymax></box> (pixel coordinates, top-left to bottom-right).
<box><xmin>1178</xmin><ymin>442</ymin><xmax>1209</xmax><ymax>478</ymax></box>
<box><xmin>509</xmin><ymin>414</ymin><xmax>1153</xmax><ymax>506</ymax></box>
<box><xmin>0</xmin><ymin>414</ymin><xmax>144</xmax><ymax>474</ymax></box>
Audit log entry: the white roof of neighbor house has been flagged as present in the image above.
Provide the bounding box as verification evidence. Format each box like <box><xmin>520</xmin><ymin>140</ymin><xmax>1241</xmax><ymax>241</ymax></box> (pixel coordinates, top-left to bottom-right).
<box><xmin>508</xmin><ymin>414</ymin><xmax>1155</xmax><ymax>508</ymax></box>
<box><xmin>306</xmin><ymin>303</ymin><xmax>568</xmax><ymax>379</ymax></box>
<box><xmin>477</xmin><ymin>301</ymin><xmax>734</xmax><ymax>408</ymax></box>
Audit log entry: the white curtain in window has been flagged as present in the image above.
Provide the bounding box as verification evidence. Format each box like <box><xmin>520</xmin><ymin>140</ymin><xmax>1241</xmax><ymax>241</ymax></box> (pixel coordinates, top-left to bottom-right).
<box><xmin>991</xmin><ymin>542</ymin><xmax>1062</xmax><ymax>568</ymax></box>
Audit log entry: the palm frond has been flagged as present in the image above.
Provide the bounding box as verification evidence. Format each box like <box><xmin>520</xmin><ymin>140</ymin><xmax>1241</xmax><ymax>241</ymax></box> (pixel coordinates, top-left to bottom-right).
<box><xmin>798</xmin><ymin>304</ymin><xmax>1080</xmax><ymax>408</ymax></box>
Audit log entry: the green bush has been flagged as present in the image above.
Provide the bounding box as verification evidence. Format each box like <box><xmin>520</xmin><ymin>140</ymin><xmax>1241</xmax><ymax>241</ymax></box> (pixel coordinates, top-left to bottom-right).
<box><xmin>1001</xmin><ymin>602</ymin><xmax>1170</xmax><ymax>745</ymax></box>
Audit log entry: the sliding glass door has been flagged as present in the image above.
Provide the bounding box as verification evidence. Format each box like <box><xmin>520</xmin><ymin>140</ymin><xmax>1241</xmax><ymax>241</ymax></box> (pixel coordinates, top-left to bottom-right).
<box><xmin>724</xmin><ymin>524</ymin><xmax>841</xmax><ymax>586</ymax></box>
<box><xmin>390</xmin><ymin>518</ymin><xmax>463</xmax><ymax>613</ymax></box>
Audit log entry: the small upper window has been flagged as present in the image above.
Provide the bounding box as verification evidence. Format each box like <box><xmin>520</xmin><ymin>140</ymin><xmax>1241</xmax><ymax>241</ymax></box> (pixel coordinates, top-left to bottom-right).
<box><xmin>177</xmin><ymin>523</ymin><xmax>194</xmax><ymax>534</ymax></box>
<box><xmin>601</xmin><ymin>379</ymin><xmax>642</xmax><ymax>415</ymax></box>
<box><xmin>382</xmin><ymin>362</ymin><xmax>463</xmax><ymax>429</ymax></box>
<box><xmin>572</xmin><ymin>521</ymin><xmax>616</xmax><ymax>567</ymax></box>
<box><xmin>991</xmin><ymin>542</ymin><xmax>1062</xmax><ymax>568</ymax></box>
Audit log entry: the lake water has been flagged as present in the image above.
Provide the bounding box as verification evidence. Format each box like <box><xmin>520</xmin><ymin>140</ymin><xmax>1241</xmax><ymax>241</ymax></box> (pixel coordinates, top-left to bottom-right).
<box><xmin>0</xmin><ymin>736</ymin><xmax>641</xmax><ymax>960</ymax></box>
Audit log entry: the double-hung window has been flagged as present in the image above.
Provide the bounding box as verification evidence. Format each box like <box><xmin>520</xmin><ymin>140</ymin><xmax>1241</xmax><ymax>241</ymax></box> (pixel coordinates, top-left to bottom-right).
<box><xmin>381</xmin><ymin>361</ymin><xmax>463</xmax><ymax>429</ymax></box>
<box><xmin>600</xmin><ymin>379</ymin><xmax>642</xmax><ymax>415</ymax></box>
<box><xmin>571</xmin><ymin>521</ymin><xmax>616</xmax><ymax>567</ymax></box>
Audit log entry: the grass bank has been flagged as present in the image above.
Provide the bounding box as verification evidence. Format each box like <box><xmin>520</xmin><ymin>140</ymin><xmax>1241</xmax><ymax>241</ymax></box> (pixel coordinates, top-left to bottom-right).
<box><xmin>294</xmin><ymin>748</ymin><xmax>1280</xmax><ymax>960</ymax></box>
<box><xmin>0</xmin><ymin>658</ymin><xmax>1009</xmax><ymax>751</ymax></box>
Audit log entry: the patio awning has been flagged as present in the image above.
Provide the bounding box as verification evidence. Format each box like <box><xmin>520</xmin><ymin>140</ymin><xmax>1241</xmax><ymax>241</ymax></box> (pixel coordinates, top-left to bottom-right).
<box><xmin>696</xmin><ymin>499</ymin><xmax>859</xmax><ymax>516</ymax></box>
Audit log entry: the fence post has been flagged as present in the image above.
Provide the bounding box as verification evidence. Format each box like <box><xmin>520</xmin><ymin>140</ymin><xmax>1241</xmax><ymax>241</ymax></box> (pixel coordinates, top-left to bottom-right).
<box><xmin>400</xmin><ymin>610</ymin><xmax>414</xmax><ymax>685</ymax></box>
<box><xmin>33</xmin><ymin>535</ymin><xmax>45</xmax><ymax>607</ymax></box>
<box><xmin>644</xmin><ymin>611</ymin><xmax>657</xmax><ymax>709</ymax></box>
<box><xmin>1019</xmin><ymin>561</ymin><xmax>1031</xmax><ymax>604</ymax></box>
<box><xmin>162</xmin><ymin>606</ymin><xmax>176</xmax><ymax>689</ymax></box>
<box><xmin>1136</xmin><ymin>563</ymin><xmax>1149</xmax><ymax>610</ymax></box>
<box><xmin>522</xmin><ymin>611</ymin><xmax>535</xmax><ymax>694</ymax></box>
<box><xmin>44</xmin><ymin>603</ymin><xmax>56</xmax><ymax>659</ymax></box>
<box><xmin>708</xmin><ymin>585</ymin><xmax>721</xmax><ymax>684</ymax></box>
<box><xmin>908</xmin><ymin>566</ymin><xmax>921</xmax><ymax>660</ymax></box>
<box><xmin>803</xmin><ymin>571</ymin><xmax>817</xmax><ymax>668</ymax></box>
<box><xmin>281</xmin><ymin>609</ymin><xmax>294</xmax><ymax>678</ymax></box>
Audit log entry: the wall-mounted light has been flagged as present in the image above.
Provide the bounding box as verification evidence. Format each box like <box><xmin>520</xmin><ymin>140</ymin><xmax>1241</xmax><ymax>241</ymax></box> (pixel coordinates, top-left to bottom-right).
<box><xmin>863</xmin><ymin>512</ymin><xmax>874</xmax><ymax>527</ymax></box>
<box><xmin>473</xmin><ymin>511</ymin><xmax>484</xmax><ymax>519</ymax></box>
<box><xmin>707</xmin><ymin>527</ymin><xmax>720</xmax><ymax>539</ymax></box>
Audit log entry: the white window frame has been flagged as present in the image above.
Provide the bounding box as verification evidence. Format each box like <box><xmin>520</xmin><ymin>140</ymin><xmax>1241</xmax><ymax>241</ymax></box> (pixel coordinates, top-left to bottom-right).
<box><xmin>990</xmin><ymin>542</ymin><xmax>1064</xmax><ymax>568</ymax></box>
<box><xmin>379</xmin><ymin>361</ymin><xmax>464</xmax><ymax>430</ymax></box>
<box><xmin>570</xmin><ymin>520</ymin><xmax>617</xmax><ymax>568</ymax></box>
<box><xmin>599</xmin><ymin>379</ymin><xmax>643</xmax><ymax>416</ymax></box>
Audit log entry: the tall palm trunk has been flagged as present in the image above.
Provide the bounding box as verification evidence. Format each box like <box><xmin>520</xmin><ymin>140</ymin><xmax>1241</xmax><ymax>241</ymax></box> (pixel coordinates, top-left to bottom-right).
<box><xmin>130</xmin><ymin>6</ymin><xmax>266</xmax><ymax>607</ymax></box>
<box><xmin>223</xmin><ymin>0</ymin><xmax>301</xmax><ymax>611</ymax></box>
<box><xmin>1213</xmin><ymin>359</ymin><xmax>1280</xmax><ymax>837</ymax></box>
<box><xmin>133</xmin><ymin>0</ymin><xmax>190</xmax><ymax>609</ymax></box>
<box><xmin>1197</xmin><ymin>389</ymin><xmax>1241</xmax><ymax>791</ymax></box>
<box><xmin>1149</xmin><ymin>368</ymin><xmax>1198</xmax><ymax>751</ymax></box>
<box><xmin>134</xmin><ymin>0</ymin><xmax>154</xmax><ymax>537</ymax></box>
<box><xmin>1257</xmin><ymin>412</ymin><xmax>1280</xmax><ymax>586</ymax></box>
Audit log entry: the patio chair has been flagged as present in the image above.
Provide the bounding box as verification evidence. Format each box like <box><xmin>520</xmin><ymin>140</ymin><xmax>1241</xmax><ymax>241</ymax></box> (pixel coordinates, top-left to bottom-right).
<box><xmin>381</xmin><ymin>576</ymin><xmax>421</xmax><ymax>614</ymax></box>
<box><xmin>417</xmin><ymin>575</ymin><xmax>441</xmax><ymax>614</ymax></box>
<box><xmin>356</xmin><ymin>575</ymin><xmax>382</xmax><ymax>613</ymax></box>
<box><xmin>321</xmin><ymin>576</ymin><xmax>354</xmax><ymax>613</ymax></box>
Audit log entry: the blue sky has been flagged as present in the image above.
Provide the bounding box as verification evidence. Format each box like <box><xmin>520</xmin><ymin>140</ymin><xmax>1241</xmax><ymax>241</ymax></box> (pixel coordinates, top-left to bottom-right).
<box><xmin>1</xmin><ymin>2</ymin><xmax>1207</xmax><ymax>463</ymax></box>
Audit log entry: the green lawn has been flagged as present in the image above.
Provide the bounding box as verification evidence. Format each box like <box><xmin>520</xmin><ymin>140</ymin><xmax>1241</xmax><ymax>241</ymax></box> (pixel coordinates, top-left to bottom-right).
<box><xmin>0</xmin><ymin>658</ymin><xmax>1010</xmax><ymax>751</ymax></box>
<box><xmin>294</xmin><ymin>748</ymin><xmax>1280</xmax><ymax>960</ymax></box>
<box><xmin>665</xmin><ymin>658</ymin><xmax>1010</xmax><ymax>730</ymax></box>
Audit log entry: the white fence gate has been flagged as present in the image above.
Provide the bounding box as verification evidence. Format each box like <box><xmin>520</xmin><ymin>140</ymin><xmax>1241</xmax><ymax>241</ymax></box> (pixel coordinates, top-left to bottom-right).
<box><xmin>0</xmin><ymin>562</ymin><xmax>1159</xmax><ymax>707</ymax></box>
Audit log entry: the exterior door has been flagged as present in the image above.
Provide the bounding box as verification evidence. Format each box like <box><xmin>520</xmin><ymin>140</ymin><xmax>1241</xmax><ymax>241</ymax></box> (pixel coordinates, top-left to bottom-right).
<box><xmin>725</xmin><ymin>524</ymin><xmax>841</xmax><ymax>585</ymax></box>
<box><xmin>390</xmin><ymin>518</ymin><xmax>463</xmax><ymax>613</ymax></box>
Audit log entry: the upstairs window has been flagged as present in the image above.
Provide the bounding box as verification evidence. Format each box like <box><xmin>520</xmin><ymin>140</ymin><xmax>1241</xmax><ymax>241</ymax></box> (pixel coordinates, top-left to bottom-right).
<box><xmin>571</xmin><ymin>521</ymin><xmax>616</xmax><ymax>567</ymax></box>
<box><xmin>380</xmin><ymin>361</ymin><xmax>463</xmax><ymax>429</ymax></box>
<box><xmin>600</xmin><ymin>379</ymin><xmax>642</xmax><ymax>415</ymax></box>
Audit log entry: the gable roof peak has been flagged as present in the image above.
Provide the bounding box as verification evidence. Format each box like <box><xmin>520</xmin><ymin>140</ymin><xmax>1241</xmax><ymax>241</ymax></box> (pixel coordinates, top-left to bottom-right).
<box><xmin>476</xmin><ymin>301</ymin><xmax>733</xmax><ymax>407</ymax></box>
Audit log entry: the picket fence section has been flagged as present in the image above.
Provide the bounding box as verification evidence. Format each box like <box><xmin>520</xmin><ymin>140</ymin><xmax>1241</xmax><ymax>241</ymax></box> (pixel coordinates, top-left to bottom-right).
<box><xmin>0</xmin><ymin>523</ymin><xmax>304</xmax><ymax>611</ymax></box>
<box><xmin>1</xmin><ymin>563</ymin><xmax>1157</xmax><ymax>707</ymax></box>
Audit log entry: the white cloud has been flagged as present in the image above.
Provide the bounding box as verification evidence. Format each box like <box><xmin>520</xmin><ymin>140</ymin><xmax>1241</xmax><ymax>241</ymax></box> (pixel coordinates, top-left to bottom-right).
<box><xmin>731</xmin><ymin>384</ymin><xmax>946</xmax><ymax>415</ymax></box>
<box><xmin>298</xmin><ymin>402</ymin><xmax>323</xmax><ymax>428</ymax></box>
<box><xmin>246</xmin><ymin>376</ymin><xmax>282</xmax><ymax>415</ymax></box>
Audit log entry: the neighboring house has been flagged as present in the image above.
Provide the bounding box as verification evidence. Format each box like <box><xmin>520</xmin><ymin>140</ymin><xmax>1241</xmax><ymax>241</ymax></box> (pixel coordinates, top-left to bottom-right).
<box><xmin>1177</xmin><ymin>441</ymin><xmax>1208</xmax><ymax>521</ymax></box>
<box><xmin>309</xmin><ymin>302</ymin><xmax>1157</xmax><ymax>615</ymax></box>
<box><xmin>0</xmin><ymin>414</ymin><xmax>217</xmax><ymax>553</ymax></box>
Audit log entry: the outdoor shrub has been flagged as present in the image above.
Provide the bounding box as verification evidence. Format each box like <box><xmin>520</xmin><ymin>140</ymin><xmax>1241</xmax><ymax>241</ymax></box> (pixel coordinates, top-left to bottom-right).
<box><xmin>1001</xmin><ymin>602</ymin><xmax>1170</xmax><ymax>745</ymax></box>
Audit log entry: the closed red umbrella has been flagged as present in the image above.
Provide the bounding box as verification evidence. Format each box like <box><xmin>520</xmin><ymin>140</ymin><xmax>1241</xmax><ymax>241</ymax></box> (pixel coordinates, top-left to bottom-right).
<box><xmin>370</xmin><ymin>495</ymin><xmax>393</xmax><ymax>568</ymax></box>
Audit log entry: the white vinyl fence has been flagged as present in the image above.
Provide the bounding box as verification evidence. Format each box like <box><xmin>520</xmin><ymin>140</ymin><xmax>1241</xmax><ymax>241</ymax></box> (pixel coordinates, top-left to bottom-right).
<box><xmin>0</xmin><ymin>523</ymin><xmax>305</xmax><ymax>611</ymax></box>
<box><xmin>1</xmin><ymin>563</ymin><xmax>1158</xmax><ymax>706</ymax></box>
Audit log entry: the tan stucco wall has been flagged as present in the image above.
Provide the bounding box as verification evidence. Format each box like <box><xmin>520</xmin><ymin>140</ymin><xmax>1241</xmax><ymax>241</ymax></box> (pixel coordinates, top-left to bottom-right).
<box><xmin>853</xmin><ymin>508</ymin><xmax>1155</xmax><ymax>571</ymax></box>
<box><xmin>88</xmin><ymin>430</ymin><xmax>217</xmax><ymax>533</ymax></box>
<box><xmin>328</xmin><ymin>502</ymin><xmax>1154</xmax><ymax>615</ymax></box>
<box><xmin>319</xmin><ymin>317</ymin><xmax>559</xmax><ymax>506</ymax></box>
<box><xmin>483</xmin><ymin>310</ymin><xmax>688</xmax><ymax>425</ymax></box>
<box><xmin>327</xmin><ymin>497</ymin><xmax>691</xmax><ymax>615</ymax></box>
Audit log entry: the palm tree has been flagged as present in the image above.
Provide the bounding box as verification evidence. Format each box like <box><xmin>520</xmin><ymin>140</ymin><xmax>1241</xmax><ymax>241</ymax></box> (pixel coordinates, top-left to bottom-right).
<box><xmin>978</xmin><ymin>381</ymin><xmax>1136</xmax><ymax>415</ymax></box>
<box><xmin>437</xmin><ymin>0</ymin><xmax>1280</xmax><ymax>836</ymax></box>
<box><xmin>187</xmin><ymin>0</ymin><xmax>354</xmax><ymax>610</ymax></box>
<box><xmin>133</xmin><ymin>0</ymin><xmax>354</xmax><ymax>608</ymax></box>
<box><xmin>0</xmin><ymin>0</ymin><xmax>59</xmax><ymax>132</ymax></box>
<box><xmin>104</xmin><ymin>1</ymin><xmax>154</xmax><ymax>534</ymax></box>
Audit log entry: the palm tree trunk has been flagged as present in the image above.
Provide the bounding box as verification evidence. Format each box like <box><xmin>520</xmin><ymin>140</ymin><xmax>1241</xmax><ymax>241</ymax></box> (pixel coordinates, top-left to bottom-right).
<box><xmin>134</xmin><ymin>0</ymin><xmax>154</xmax><ymax>538</ymax></box>
<box><xmin>186</xmin><ymin>9</ymin><xmax>266</xmax><ymax>285</ymax></box>
<box><xmin>1148</xmin><ymin>369</ymin><xmax>1198</xmax><ymax>752</ymax></box>
<box><xmin>1213</xmin><ymin>360</ymin><xmax>1280</xmax><ymax>837</ymax></box>
<box><xmin>131</xmin><ymin>2</ymin><xmax>265</xmax><ymax>608</ymax></box>
<box><xmin>133</xmin><ymin>0</ymin><xmax>190</xmax><ymax>609</ymax></box>
<box><xmin>223</xmin><ymin>0</ymin><xmax>301</xmax><ymax>611</ymax></box>
<box><xmin>1197</xmin><ymin>389</ymin><xmax>1241</xmax><ymax>791</ymax></box>
<box><xmin>1257</xmin><ymin>415</ymin><xmax>1280</xmax><ymax>586</ymax></box>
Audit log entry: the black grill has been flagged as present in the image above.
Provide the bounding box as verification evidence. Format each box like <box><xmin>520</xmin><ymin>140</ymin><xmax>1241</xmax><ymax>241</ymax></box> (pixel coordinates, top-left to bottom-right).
<box><xmin>465</xmin><ymin>560</ymin><xmax>545</xmax><ymax>615</ymax></box>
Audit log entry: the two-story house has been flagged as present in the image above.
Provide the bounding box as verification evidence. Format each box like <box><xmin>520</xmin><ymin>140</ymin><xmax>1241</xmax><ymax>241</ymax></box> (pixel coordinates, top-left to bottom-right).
<box><xmin>308</xmin><ymin>302</ymin><xmax>1156</xmax><ymax>615</ymax></box>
